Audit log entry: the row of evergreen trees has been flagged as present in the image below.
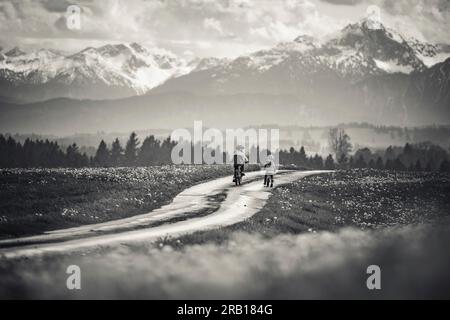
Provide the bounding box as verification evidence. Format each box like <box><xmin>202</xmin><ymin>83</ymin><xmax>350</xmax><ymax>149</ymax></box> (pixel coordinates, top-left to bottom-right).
<box><xmin>92</xmin><ymin>133</ymin><xmax>176</xmax><ymax>167</ymax></box>
<box><xmin>1</xmin><ymin>133</ymin><xmax>449</xmax><ymax>172</ymax></box>
<box><xmin>0</xmin><ymin>133</ymin><xmax>176</xmax><ymax>168</ymax></box>
<box><xmin>350</xmin><ymin>143</ymin><xmax>450</xmax><ymax>172</ymax></box>
<box><xmin>0</xmin><ymin>135</ymin><xmax>89</xmax><ymax>168</ymax></box>
<box><xmin>277</xmin><ymin>143</ymin><xmax>450</xmax><ymax>172</ymax></box>
<box><xmin>0</xmin><ymin>133</ymin><xmax>335</xmax><ymax>169</ymax></box>
<box><xmin>279</xmin><ymin>147</ymin><xmax>335</xmax><ymax>170</ymax></box>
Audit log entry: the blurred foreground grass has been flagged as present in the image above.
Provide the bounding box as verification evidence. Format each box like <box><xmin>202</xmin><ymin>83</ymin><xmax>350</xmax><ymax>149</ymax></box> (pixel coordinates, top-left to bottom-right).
<box><xmin>1</xmin><ymin>169</ymin><xmax>450</xmax><ymax>299</ymax></box>
<box><xmin>1</xmin><ymin>223</ymin><xmax>450</xmax><ymax>299</ymax></box>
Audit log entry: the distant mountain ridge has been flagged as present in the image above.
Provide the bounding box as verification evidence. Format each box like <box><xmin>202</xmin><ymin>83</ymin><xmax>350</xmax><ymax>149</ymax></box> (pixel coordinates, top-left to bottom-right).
<box><xmin>1</xmin><ymin>18</ymin><xmax>449</xmax><ymax>103</ymax></box>
<box><xmin>1</xmin><ymin>18</ymin><xmax>450</xmax><ymax>134</ymax></box>
<box><xmin>149</xmin><ymin>19</ymin><xmax>450</xmax><ymax>126</ymax></box>
<box><xmin>0</xmin><ymin>43</ymin><xmax>195</xmax><ymax>102</ymax></box>
<box><xmin>152</xmin><ymin>19</ymin><xmax>449</xmax><ymax>95</ymax></box>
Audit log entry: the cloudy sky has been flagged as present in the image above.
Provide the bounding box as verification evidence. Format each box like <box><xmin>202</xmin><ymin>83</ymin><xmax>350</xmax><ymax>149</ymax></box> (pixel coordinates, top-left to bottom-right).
<box><xmin>0</xmin><ymin>0</ymin><xmax>449</xmax><ymax>58</ymax></box>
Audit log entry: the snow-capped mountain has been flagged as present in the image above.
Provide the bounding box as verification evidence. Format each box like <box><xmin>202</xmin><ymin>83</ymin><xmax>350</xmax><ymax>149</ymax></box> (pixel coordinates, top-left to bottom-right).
<box><xmin>1</xmin><ymin>18</ymin><xmax>448</xmax><ymax>104</ymax></box>
<box><xmin>326</xmin><ymin>20</ymin><xmax>426</xmax><ymax>73</ymax></box>
<box><xmin>152</xmin><ymin>19</ymin><xmax>445</xmax><ymax>97</ymax></box>
<box><xmin>188</xmin><ymin>57</ymin><xmax>230</xmax><ymax>72</ymax></box>
<box><xmin>1</xmin><ymin>18</ymin><xmax>450</xmax><ymax>133</ymax></box>
<box><xmin>1</xmin><ymin>48</ymin><xmax>67</xmax><ymax>84</ymax></box>
<box><xmin>407</xmin><ymin>38</ymin><xmax>450</xmax><ymax>67</ymax></box>
<box><xmin>163</xmin><ymin>19</ymin><xmax>432</xmax><ymax>89</ymax></box>
<box><xmin>148</xmin><ymin>18</ymin><xmax>450</xmax><ymax>125</ymax></box>
<box><xmin>0</xmin><ymin>43</ymin><xmax>193</xmax><ymax>102</ymax></box>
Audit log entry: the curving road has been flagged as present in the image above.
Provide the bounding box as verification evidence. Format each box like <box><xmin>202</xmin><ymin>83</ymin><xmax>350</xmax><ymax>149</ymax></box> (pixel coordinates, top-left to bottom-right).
<box><xmin>0</xmin><ymin>170</ymin><xmax>331</xmax><ymax>259</ymax></box>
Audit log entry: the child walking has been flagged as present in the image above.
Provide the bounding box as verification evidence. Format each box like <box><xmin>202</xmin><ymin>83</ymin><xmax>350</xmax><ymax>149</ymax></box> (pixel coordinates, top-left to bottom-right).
<box><xmin>263</xmin><ymin>151</ymin><xmax>277</xmax><ymax>187</ymax></box>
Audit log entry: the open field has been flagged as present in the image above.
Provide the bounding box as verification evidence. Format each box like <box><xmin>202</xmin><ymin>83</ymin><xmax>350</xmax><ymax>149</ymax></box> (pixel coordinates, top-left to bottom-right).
<box><xmin>0</xmin><ymin>165</ymin><xmax>239</xmax><ymax>239</ymax></box>
<box><xmin>2</xmin><ymin>167</ymin><xmax>448</xmax><ymax>243</ymax></box>
<box><xmin>258</xmin><ymin>169</ymin><xmax>450</xmax><ymax>231</ymax></box>
<box><xmin>161</xmin><ymin>169</ymin><xmax>450</xmax><ymax>246</ymax></box>
<box><xmin>0</xmin><ymin>170</ymin><xmax>321</xmax><ymax>257</ymax></box>
<box><xmin>1</xmin><ymin>168</ymin><xmax>449</xmax><ymax>299</ymax></box>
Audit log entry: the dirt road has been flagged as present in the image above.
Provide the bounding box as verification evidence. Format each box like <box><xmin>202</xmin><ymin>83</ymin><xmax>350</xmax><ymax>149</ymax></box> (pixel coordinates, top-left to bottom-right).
<box><xmin>0</xmin><ymin>170</ymin><xmax>331</xmax><ymax>259</ymax></box>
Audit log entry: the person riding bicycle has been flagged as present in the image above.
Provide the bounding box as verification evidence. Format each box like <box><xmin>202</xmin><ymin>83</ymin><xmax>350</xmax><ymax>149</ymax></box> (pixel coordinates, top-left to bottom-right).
<box><xmin>233</xmin><ymin>145</ymin><xmax>248</xmax><ymax>182</ymax></box>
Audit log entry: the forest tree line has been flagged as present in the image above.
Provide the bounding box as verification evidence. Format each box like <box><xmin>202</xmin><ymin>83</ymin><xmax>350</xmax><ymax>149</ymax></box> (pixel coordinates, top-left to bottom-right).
<box><xmin>0</xmin><ymin>132</ymin><xmax>449</xmax><ymax>172</ymax></box>
<box><xmin>0</xmin><ymin>133</ymin><xmax>175</xmax><ymax>168</ymax></box>
<box><xmin>322</xmin><ymin>128</ymin><xmax>450</xmax><ymax>172</ymax></box>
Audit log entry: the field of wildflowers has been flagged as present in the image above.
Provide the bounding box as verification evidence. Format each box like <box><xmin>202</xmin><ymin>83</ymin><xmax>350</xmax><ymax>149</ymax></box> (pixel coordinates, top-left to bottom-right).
<box><xmin>0</xmin><ymin>165</ymin><xmax>232</xmax><ymax>239</ymax></box>
<box><xmin>163</xmin><ymin>169</ymin><xmax>450</xmax><ymax>246</ymax></box>
<box><xmin>293</xmin><ymin>169</ymin><xmax>450</xmax><ymax>230</ymax></box>
<box><xmin>1</xmin><ymin>169</ymin><xmax>450</xmax><ymax>299</ymax></box>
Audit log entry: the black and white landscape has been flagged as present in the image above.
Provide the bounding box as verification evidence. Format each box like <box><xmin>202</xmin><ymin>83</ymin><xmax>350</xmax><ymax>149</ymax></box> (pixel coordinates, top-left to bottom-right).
<box><xmin>0</xmin><ymin>0</ymin><xmax>450</xmax><ymax>301</ymax></box>
<box><xmin>1</xmin><ymin>18</ymin><xmax>450</xmax><ymax>133</ymax></box>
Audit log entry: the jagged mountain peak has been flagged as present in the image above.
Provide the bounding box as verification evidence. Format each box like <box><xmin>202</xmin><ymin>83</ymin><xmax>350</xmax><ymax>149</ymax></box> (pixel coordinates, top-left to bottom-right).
<box><xmin>5</xmin><ymin>47</ymin><xmax>27</xmax><ymax>57</ymax></box>
<box><xmin>189</xmin><ymin>57</ymin><xmax>230</xmax><ymax>71</ymax></box>
<box><xmin>334</xmin><ymin>18</ymin><xmax>406</xmax><ymax>46</ymax></box>
<box><xmin>332</xmin><ymin>19</ymin><xmax>449</xmax><ymax>69</ymax></box>
<box><xmin>1</xmin><ymin>18</ymin><xmax>449</xmax><ymax>105</ymax></box>
<box><xmin>207</xmin><ymin>18</ymin><xmax>428</xmax><ymax>77</ymax></box>
<box><xmin>6</xmin><ymin>48</ymin><xmax>64</xmax><ymax>60</ymax></box>
<box><xmin>97</xmin><ymin>43</ymin><xmax>131</xmax><ymax>56</ymax></box>
<box><xmin>0</xmin><ymin>42</ymin><xmax>195</xmax><ymax>101</ymax></box>
<box><xmin>273</xmin><ymin>34</ymin><xmax>320</xmax><ymax>53</ymax></box>
<box><xmin>72</xmin><ymin>44</ymin><xmax>133</xmax><ymax>59</ymax></box>
<box><xmin>407</xmin><ymin>38</ymin><xmax>438</xmax><ymax>53</ymax></box>
<box><xmin>130</xmin><ymin>42</ymin><xmax>146</xmax><ymax>54</ymax></box>
<box><xmin>293</xmin><ymin>34</ymin><xmax>316</xmax><ymax>45</ymax></box>
<box><xmin>57</xmin><ymin>43</ymin><xmax>192</xmax><ymax>90</ymax></box>
<box><xmin>406</xmin><ymin>38</ymin><xmax>450</xmax><ymax>67</ymax></box>
<box><xmin>326</xmin><ymin>19</ymin><xmax>424</xmax><ymax>73</ymax></box>
<box><xmin>151</xmin><ymin>16</ymin><xmax>450</xmax><ymax>103</ymax></box>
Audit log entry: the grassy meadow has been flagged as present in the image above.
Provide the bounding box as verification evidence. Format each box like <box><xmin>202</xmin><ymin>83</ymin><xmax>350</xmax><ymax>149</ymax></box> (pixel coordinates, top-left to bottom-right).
<box><xmin>0</xmin><ymin>165</ymin><xmax>233</xmax><ymax>239</ymax></box>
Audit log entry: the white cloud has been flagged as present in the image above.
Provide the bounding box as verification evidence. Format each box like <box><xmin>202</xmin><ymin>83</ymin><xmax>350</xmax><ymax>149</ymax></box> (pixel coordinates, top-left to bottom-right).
<box><xmin>0</xmin><ymin>0</ymin><xmax>448</xmax><ymax>58</ymax></box>
<box><xmin>333</xmin><ymin>0</ymin><xmax>450</xmax><ymax>44</ymax></box>
<box><xmin>203</xmin><ymin>17</ymin><xmax>224</xmax><ymax>35</ymax></box>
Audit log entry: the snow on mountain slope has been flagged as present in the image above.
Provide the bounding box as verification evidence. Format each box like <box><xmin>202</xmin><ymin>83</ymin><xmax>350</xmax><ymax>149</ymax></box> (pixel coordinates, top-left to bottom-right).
<box><xmin>0</xmin><ymin>18</ymin><xmax>449</xmax><ymax>104</ymax></box>
<box><xmin>176</xmin><ymin>19</ymin><xmax>429</xmax><ymax>84</ymax></box>
<box><xmin>0</xmin><ymin>43</ymin><xmax>193</xmax><ymax>100</ymax></box>
<box><xmin>373</xmin><ymin>59</ymin><xmax>414</xmax><ymax>74</ymax></box>
<box><xmin>324</xmin><ymin>19</ymin><xmax>425</xmax><ymax>74</ymax></box>
<box><xmin>407</xmin><ymin>38</ymin><xmax>450</xmax><ymax>67</ymax></box>
<box><xmin>0</xmin><ymin>48</ymin><xmax>68</xmax><ymax>83</ymax></box>
<box><xmin>59</xmin><ymin>43</ymin><xmax>188</xmax><ymax>93</ymax></box>
<box><xmin>147</xmin><ymin>18</ymin><xmax>450</xmax><ymax>127</ymax></box>
<box><xmin>188</xmin><ymin>57</ymin><xmax>230</xmax><ymax>72</ymax></box>
<box><xmin>154</xmin><ymin>18</ymin><xmax>436</xmax><ymax>98</ymax></box>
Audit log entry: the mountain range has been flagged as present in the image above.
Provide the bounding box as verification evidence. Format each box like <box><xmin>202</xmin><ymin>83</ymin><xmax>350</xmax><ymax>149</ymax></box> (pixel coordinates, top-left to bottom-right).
<box><xmin>0</xmin><ymin>43</ymin><xmax>196</xmax><ymax>102</ymax></box>
<box><xmin>1</xmin><ymin>18</ymin><xmax>449</xmax><ymax>134</ymax></box>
